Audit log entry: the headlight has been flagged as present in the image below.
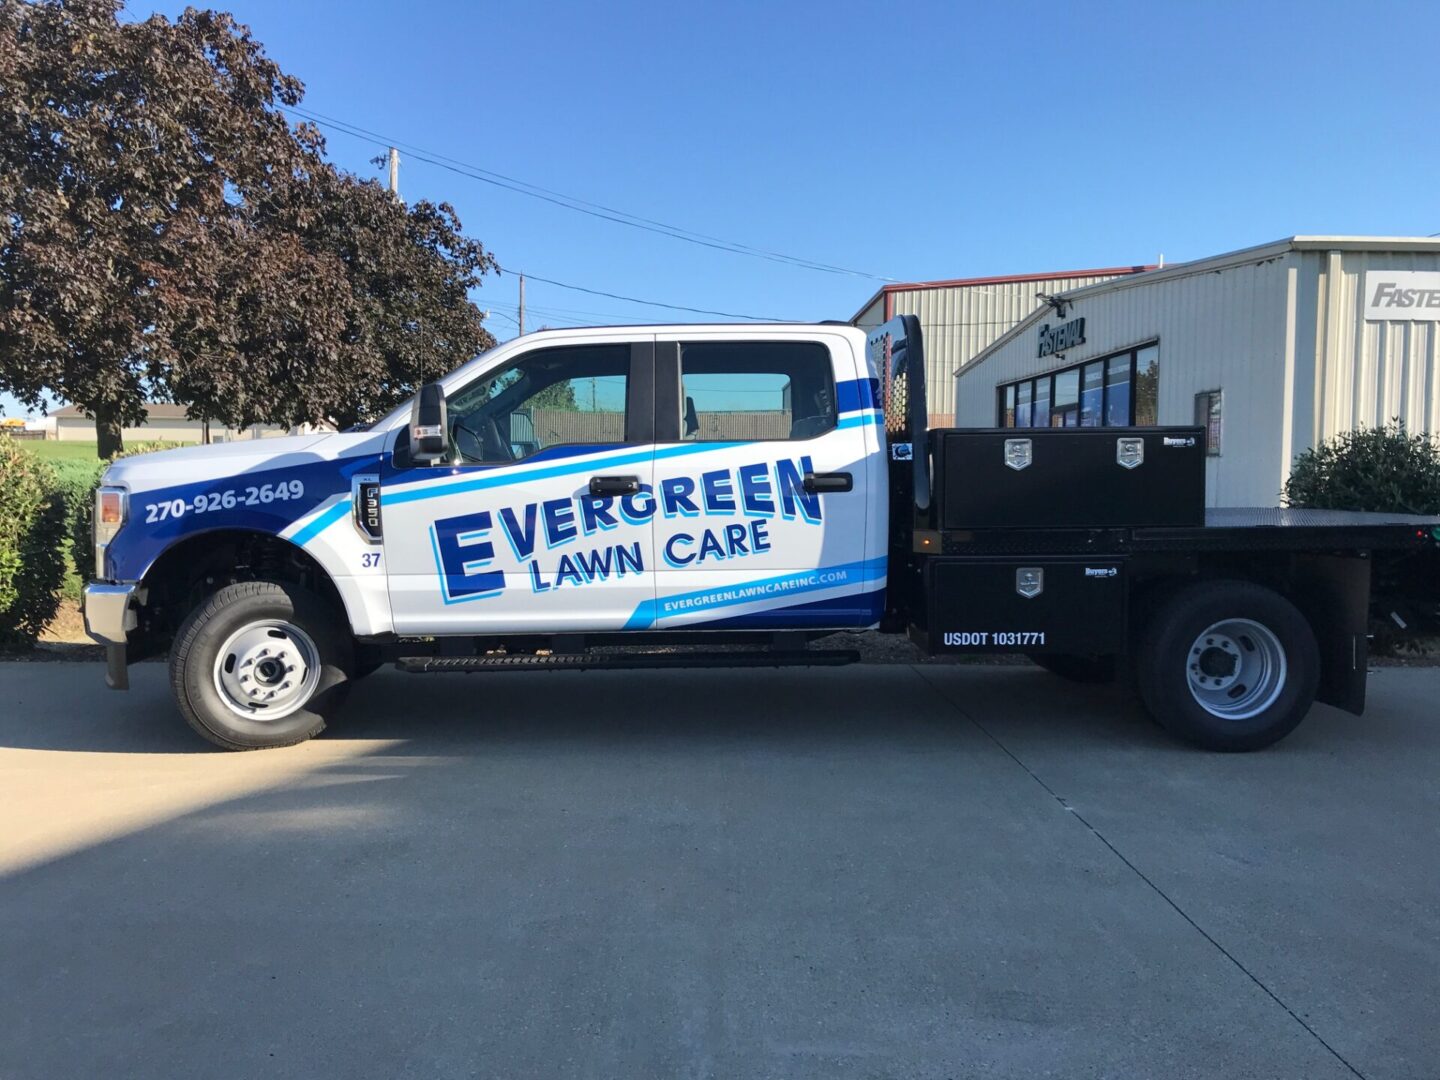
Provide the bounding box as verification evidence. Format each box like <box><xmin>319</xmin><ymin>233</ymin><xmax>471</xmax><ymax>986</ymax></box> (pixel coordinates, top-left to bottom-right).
<box><xmin>94</xmin><ymin>486</ymin><xmax>127</xmax><ymax>579</ymax></box>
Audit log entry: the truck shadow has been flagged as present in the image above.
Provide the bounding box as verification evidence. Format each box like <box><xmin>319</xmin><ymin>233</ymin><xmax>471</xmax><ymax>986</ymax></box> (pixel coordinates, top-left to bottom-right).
<box><xmin>0</xmin><ymin>660</ymin><xmax>1160</xmax><ymax>756</ymax></box>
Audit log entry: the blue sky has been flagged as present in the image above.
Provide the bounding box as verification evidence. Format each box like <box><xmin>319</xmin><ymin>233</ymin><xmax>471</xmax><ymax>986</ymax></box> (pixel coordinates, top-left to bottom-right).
<box><xmin>6</xmin><ymin>0</ymin><xmax>1439</xmax><ymax>417</ymax></box>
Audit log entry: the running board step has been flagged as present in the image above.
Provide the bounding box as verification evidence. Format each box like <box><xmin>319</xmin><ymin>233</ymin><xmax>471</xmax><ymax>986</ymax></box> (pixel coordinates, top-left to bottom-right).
<box><xmin>395</xmin><ymin>650</ymin><xmax>859</xmax><ymax>674</ymax></box>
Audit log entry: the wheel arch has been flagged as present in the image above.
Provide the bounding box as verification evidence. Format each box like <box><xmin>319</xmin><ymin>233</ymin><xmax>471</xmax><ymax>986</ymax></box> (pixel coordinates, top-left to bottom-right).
<box><xmin>1130</xmin><ymin>554</ymin><xmax>1369</xmax><ymax>717</ymax></box>
<box><xmin>130</xmin><ymin>528</ymin><xmax>353</xmax><ymax>661</ymax></box>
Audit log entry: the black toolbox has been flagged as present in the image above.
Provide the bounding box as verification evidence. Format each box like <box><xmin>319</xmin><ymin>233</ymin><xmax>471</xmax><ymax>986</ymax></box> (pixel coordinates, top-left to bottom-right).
<box><xmin>934</xmin><ymin>426</ymin><xmax>1206</xmax><ymax>531</ymax></box>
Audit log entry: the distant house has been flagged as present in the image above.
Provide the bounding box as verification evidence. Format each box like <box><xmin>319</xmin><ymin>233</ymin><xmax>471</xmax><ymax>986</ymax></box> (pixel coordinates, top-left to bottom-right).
<box><xmin>48</xmin><ymin>404</ymin><xmax>323</xmax><ymax>444</ymax></box>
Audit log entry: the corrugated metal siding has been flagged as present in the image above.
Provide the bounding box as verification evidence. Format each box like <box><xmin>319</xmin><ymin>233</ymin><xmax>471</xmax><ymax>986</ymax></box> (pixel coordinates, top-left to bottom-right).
<box><xmin>532</xmin><ymin>409</ymin><xmax>626</xmax><ymax>443</ymax></box>
<box><xmin>888</xmin><ymin>273</ymin><xmax>1133</xmax><ymax>426</ymax></box>
<box><xmin>533</xmin><ymin>408</ymin><xmax>792</xmax><ymax>442</ymax></box>
<box><xmin>1306</xmin><ymin>248</ymin><xmax>1440</xmax><ymax>444</ymax></box>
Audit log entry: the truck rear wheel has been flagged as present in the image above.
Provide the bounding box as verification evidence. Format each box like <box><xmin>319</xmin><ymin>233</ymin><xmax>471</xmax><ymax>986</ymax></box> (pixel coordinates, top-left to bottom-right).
<box><xmin>169</xmin><ymin>581</ymin><xmax>353</xmax><ymax>750</ymax></box>
<box><xmin>1136</xmin><ymin>580</ymin><xmax>1319</xmax><ymax>751</ymax></box>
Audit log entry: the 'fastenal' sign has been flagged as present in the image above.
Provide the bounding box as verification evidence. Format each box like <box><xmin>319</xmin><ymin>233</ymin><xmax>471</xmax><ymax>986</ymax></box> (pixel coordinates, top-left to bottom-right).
<box><xmin>1364</xmin><ymin>271</ymin><xmax>1440</xmax><ymax>321</ymax></box>
<box><xmin>1037</xmin><ymin>317</ymin><xmax>1086</xmax><ymax>358</ymax></box>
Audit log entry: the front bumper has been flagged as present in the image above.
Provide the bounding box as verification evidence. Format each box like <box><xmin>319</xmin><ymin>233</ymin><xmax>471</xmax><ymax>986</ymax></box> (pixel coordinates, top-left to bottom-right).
<box><xmin>82</xmin><ymin>584</ymin><xmax>138</xmax><ymax>691</ymax></box>
<box><xmin>82</xmin><ymin>583</ymin><xmax>138</xmax><ymax>644</ymax></box>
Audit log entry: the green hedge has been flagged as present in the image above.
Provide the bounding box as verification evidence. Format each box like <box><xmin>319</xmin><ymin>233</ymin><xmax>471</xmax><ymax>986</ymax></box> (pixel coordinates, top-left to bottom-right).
<box><xmin>0</xmin><ymin>438</ymin><xmax>181</xmax><ymax>646</ymax></box>
<box><xmin>0</xmin><ymin>437</ymin><xmax>68</xmax><ymax>646</ymax></box>
<box><xmin>53</xmin><ymin>458</ymin><xmax>107</xmax><ymax>584</ymax></box>
<box><xmin>1284</xmin><ymin>422</ymin><xmax>1440</xmax><ymax>514</ymax></box>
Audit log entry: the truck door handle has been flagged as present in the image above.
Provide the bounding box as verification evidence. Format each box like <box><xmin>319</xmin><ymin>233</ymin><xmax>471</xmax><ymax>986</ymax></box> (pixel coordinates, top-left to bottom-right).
<box><xmin>589</xmin><ymin>475</ymin><xmax>641</xmax><ymax>497</ymax></box>
<box><xmin>803</xmin><ymin>471</ymin><xmax>853</xmax><ymax>493</ymax></box>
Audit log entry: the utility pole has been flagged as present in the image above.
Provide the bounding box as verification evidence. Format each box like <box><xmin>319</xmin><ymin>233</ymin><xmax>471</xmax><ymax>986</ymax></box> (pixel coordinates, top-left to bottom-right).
<box><xmin>387</xmin><ymin>147</ymin><xmax>400</xmax><ymax>197</ymax></box>
<box><xmin>518</xmin><ymin>274</ymin><xmax>526</xmax><ymax>336</ymax></box>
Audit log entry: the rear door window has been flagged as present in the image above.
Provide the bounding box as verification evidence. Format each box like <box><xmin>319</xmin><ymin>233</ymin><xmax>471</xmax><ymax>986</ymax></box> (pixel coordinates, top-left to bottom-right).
<box><xmin>679</xmin><ymin>342</ymin><xmax>835</xmax><ymax>441</ymax></box>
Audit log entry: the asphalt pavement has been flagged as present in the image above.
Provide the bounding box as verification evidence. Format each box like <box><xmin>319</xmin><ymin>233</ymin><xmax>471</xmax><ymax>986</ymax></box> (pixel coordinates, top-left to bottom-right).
<box><xmin>2</xmin><ymin>660</ymin><xmax>1437</xmax><ymax>1080</ymax></box>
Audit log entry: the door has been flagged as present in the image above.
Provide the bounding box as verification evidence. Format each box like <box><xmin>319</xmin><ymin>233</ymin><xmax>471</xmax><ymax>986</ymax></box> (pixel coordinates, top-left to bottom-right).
<box><xmin>382</xmin><ymin>339</ymin><xmax>657</xmax><ymax>634</ymax></box>
<box><xmin>630</xmin><ymin>333</ymin><xmax>882</xmax><ymax>631</ymax></box>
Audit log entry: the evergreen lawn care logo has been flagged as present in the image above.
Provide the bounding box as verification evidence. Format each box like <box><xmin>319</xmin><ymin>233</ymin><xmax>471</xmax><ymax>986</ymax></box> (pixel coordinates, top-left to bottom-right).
<box><xmin>429</xmin><ymin>454</ymin><xmax>825</xmax><ymax>603</ymax></box>
<box><xmin>1364</xmin><ymin>271</ymin><xmax>1440</xmax><ymax>321</ymax></box>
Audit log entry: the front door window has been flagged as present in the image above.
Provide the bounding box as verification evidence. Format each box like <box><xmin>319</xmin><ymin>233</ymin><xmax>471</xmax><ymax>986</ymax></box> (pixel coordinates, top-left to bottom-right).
<box><xmin>445</xmin><ymin>345</ymin><xmax>630</xmax><ymax>463</ymax></box>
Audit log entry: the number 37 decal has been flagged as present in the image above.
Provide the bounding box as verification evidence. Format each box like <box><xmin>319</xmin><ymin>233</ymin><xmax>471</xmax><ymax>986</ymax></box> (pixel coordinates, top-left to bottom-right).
<box><xmin>360</xmin><ymin>552</ymin><xmax>382</xmax><ymax>568</ymax></box>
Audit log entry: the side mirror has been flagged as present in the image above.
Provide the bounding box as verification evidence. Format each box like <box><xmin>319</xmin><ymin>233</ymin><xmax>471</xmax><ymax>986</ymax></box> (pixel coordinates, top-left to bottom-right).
<box><xmin>409</xmin><ymin>382</ymin><xmax>448</xmax><ymax>464</ymax></box>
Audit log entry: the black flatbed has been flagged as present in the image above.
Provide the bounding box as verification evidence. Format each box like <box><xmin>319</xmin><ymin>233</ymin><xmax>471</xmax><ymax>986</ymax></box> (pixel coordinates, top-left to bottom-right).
<box><xmin>939</xmin><ymin>507</ymin><xmax>1440</xmax><ymax>557</ymax></box>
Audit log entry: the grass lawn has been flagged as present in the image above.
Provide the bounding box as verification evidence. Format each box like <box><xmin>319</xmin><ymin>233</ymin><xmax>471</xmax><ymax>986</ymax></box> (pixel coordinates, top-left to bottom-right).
<box><xmin>26</xmin><ymin>440</ymin><xmax>102</xmax><ymax>462</ymax></box>
<box><xmin>25</xmin><ymin>439</ymin><xmax>186</xmax><ymax>462</ymax></box>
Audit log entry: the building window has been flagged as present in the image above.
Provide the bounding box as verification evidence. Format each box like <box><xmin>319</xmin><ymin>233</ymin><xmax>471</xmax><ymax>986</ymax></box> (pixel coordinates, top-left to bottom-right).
<box><xmin>1194</xmin><ymin>389</ymin><xmax>1222</xmax><ymax>456</ymax></box>
<box><xmin>1134</xmin><ymin>344</ymin><xmax>1159</xmax><ymax>426</ymax></box>
<box><xmin>1104</xmin><ymin>354</ymin><xmax>1131</xmax><ymax>426</ymax></box>
<box><xmin>1052</xmin><ymin>368</ymin><xmax>1079</xmax><ymax>427</ymax></box>
<box><xmin>996</xmin><ymin>342</ymin><xmax>1160</xmax><ymax>429</ymax></box>
<box><xmin>1080</xmin><ymin>362</ymin><xmax>1104</xmax><ymax>427</ymax></box>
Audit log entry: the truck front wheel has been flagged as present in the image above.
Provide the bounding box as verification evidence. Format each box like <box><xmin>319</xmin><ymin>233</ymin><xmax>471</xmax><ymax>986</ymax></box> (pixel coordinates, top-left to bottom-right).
<box><xmin>1136</xmin><ymin>580</ymin><xmax>1319</xmax><ymax>752</ymax></box>
<box><xmin>169</xmin><ymin>581</ymin><xmax>354</xmax><ymax>750</ymax></box>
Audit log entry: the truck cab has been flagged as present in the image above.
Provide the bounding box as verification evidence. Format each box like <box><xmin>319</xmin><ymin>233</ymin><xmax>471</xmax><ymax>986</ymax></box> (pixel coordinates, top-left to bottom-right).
<box><xmin>377</xmin><ymin>325</ymin><xmax>887</xmax><ymax>635</ymax></box>
<box><xmin>84</xmin><ymin>324</ymin><xmax>891</xmax><ymax>748</ymax></box>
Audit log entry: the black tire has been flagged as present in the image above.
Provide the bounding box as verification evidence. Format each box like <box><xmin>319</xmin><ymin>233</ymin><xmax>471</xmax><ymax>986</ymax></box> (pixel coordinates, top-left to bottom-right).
<box><xmin>1027</xmin><ymin>652</ymin><xmax>1117</xmax><ymax>684</ymax></box>
<box><xmin>1136</xmin><ymin>579</ymin><xmax>1319</xmax><ymax>752</ymax></box>
<box><xmin>169</xmin><ymin>581</ymin><xmax>353</xmax><ymax>750</ymax></box>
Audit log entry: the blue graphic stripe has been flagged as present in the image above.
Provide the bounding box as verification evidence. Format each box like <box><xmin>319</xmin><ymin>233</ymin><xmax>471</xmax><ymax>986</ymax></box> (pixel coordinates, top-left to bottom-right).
<box><xmin>694</xmin><ymin>586</ymin><xmax>885</xmax><ymax>630</ymax></box>
<box><xmin>836</xmin><ymin>377</ymin><xmax>879</xmax><ymax>414</ymax></box>
<box><xmin>381</xmin><ymin>442</ymin><xmax>631</xmax><ymax>487</ymax></box>
<box><xmin>836</xmin><ymin>411</ymin><xmax>882</xmax><ymax>429</ymax></box>
<box><xmin>381</xmin><ymin>441</ymin><xmax>744</xmax><ymax>508</ymax></box>
<box><xmin>624</xmin><ymin>557</ymin><xmax>888</xmax><ymax>630</ymax></box>
<box><xmin>289</xmin><ymin>497</ymin><xmax>352</xmax><ymax>547</ymax></box>
<box><xmin>104</xmin><ymin>454</ymin><xmax>377</xmax><ymax>580</ymax></box>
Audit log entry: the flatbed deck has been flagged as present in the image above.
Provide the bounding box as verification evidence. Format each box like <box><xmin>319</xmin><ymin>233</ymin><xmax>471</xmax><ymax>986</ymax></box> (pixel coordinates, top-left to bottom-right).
<box><xmin>940</xmin><ymin>507</ymin><xmax>1440</xmax><ymax>556</ymax></box>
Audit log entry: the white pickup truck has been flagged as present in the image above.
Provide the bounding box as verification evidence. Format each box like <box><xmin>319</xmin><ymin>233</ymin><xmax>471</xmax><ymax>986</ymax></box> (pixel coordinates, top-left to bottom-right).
<box><xmin>84</xmin><ymin>317</ymin><xmax>1440</xmax><ymax>751</ymax></box>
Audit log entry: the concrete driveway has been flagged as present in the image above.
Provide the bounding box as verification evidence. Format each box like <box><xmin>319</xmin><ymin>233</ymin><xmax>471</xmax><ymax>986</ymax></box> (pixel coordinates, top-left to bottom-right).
<box><xmin>1</xmin><ymin>660</ymin><xmax>1437</xmax><ymax>1079</ymax></box>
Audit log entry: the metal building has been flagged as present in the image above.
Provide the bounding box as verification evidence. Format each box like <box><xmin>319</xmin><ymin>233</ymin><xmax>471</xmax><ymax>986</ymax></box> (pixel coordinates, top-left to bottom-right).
<box><xmin>954</xmin><ymin>236</ymin><xmax>1440</xmax><ymax>507</ymax></box>
<box><xmin>850</xmin><ymin>266</ymin><xmax>1151</xmax><ymax>425</ymax></box>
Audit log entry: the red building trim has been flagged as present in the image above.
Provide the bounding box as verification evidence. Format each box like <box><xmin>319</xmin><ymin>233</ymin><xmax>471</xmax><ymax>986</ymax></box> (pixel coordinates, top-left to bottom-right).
<box><xmin>852</xmin><ymin>265</ymin><xmax>1156</xmax><ymax>325</ymax></box>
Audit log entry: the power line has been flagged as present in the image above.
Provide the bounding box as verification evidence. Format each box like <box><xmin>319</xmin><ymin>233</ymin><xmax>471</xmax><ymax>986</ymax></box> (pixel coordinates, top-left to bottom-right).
<box><xmin>489</xmin><ymin>295</ymin><xmax>752</xmax><ymax>330</ymax></box>
<box><xmin>488</xmin><ymin>299</ymin><xmax>663</xmax><ymax>325</ymax></box>
<box><xmin>503</xmin><ymin>298</ymin><xmax>654</xmax><ymax>321</ymax></box>
<box><xmin>494</xmin><ymin>265</ymin><xmax>784</xmax><ymax>321</ymax></box>
<box><xmin>283</xmin><ymin>104</ymin><xmax>894</xmax><ymax>282</ymax></box>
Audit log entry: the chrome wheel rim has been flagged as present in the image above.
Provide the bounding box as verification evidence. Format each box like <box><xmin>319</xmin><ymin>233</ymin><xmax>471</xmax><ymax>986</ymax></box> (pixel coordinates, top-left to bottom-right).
<box><xmin>213</xmin><ymin>620</ymin><xmax>322</xmax><ymax>721</ymax></box>
<box><xmin>1186</xmin><ymin>618</ymin><xmax>1287</xmax><ymax>721</ymax></box>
